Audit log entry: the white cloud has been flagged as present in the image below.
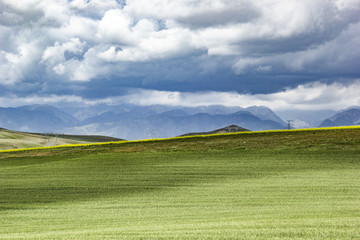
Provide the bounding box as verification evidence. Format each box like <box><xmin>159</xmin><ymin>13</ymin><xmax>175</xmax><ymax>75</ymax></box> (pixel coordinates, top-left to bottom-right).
<box><xmin>42</xmin><ymin>38</ymin><xmax>86</xmax><ymax>64</ymax></box>
<box><xmin>41</xmin><ymin>38</ymin><xmax>87</xmax><ymax>78</ymax></box>
<box><xmin>335</xmin><ymin>0</ymin><xmax>360</xmax><ymax>10</ymax></box>
<box><xmin>1</xmin><ymin>0</ymin><xmax>69</xmax><ymax>27</ymax></box>
<box><xmin>98</xmin><ymin>26</ymin><xmax>193</xmax><ymax>62</ymax></box>
<box><xmin>70</xmin><ymin>0</ymin><xmax>119</xmax><ymax>12</ymax></box>
<box><xmin>252</xmin><ymin>81</ymin><xmax>360</xmax><ymax>110</ymax></box>
<box><xmin>67</xmin><ymin>46</ymin><xmax>114</xmax><ymax>81</ymax></box>
<box><xmin>95</xmin><ymin>8</ymin><xmax>195</xmax><ymax>62</ymax></box>
<box><xmin>0</xmin><ymin>41</ymin><xmax>42</xmax><ymax>84</ymax></box>
<box><xmin>53</xmin><ymin>63</ymin><xmax>66</xmax><ymax>74</ymax></box>
<box><xmin>1</xmin><ymin>80</ymin><xmax>360</xmax><ymax>111</ymax></box>
<box><xmin>97</xmin><ymin>9</ymin><xmax>134</xmax><ymax>45</ymax></box>
<box><xmin>57</xmin><ymin>16</ymin><xmax>99</xmax><ymax>41</ymax></box>
<box><xmin>117</xmin><ymin>81</ymin><xmax>360</xmax><ymax>111</ymax></box>
<box><xmin>0</xmin><ymin>94</ymin><xmax>85</xmax><ymax>107</ymax></box>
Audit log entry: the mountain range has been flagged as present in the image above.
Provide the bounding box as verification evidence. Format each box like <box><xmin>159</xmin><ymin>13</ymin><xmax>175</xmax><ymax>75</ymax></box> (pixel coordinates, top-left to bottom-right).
<box><xmin>1</xmin><ymin>104</ymin><xmax>359</xmax><ymax>140</ymax></box>
<box><xmin>0</xmin><ymin>104</ymin><xmax>286</xmax><ymax>140</ymax></box>
<box><xmin>65</xmin><ymin>104</ymin><xmax>287</xmax><ymax>139</ymax></box>
<box><xmin>319</xmin><ymin>107</ymin><xmax>360</xmax><ymax>127</ymax></box>
<box><xmin>0</xmin><ymin>105</ymin><xmax>78</xmax><ymax>133</ymax></box>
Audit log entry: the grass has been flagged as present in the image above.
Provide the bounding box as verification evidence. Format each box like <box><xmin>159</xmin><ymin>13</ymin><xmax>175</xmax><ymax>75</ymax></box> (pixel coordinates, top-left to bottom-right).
<box><xmin>0</xmin><ymin>127</ymin><xmax>360</xmax><ymax>239</ymax></box>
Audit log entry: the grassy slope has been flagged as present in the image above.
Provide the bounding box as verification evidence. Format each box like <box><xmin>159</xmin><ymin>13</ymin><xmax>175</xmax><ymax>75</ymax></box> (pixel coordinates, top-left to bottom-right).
<box><xmin>0</xmin><ymin>128</ymin><xmax>122</xmax><ymax>150</ymax></box>
<box><xmin>0</xmin><ymin>128</ymin><xmax>360</xmax><ymax>239</ymax></box>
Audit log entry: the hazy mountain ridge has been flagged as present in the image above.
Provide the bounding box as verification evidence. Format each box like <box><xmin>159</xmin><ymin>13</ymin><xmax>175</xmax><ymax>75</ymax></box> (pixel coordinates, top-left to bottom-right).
<box><xmin>276</xmin><ymin>109</ymin><xmax>337</xmax><ymax>128</ymax></box>
<box><xmin>19</xmin><ymin>105</ymin><xmax>79</xmax><ymax>125</ymax></box>
<box><xmin>0</xmin><ymin>104</ymin><xmax>287</xmax><ymax>140</ymax></box>
<box><xmin>0</xmin><ymin>105</ymin><xmax>78</xmax><ymax>133</ymax></box>
<box><xmin>68</xmin><ymin>105</ymin><xmax>286</xmax><ymax>139</ymax></box>
<box><xmin>319</xmin><ymin>108</ymin><xmax>360</xmax><ymax>127</ymax></box>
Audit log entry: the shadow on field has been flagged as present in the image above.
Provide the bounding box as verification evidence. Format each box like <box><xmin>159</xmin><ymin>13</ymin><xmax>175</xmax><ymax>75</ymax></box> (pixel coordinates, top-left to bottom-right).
<box><xmin>1</xmin><ymin>148</ymin><xmax>357</xmax><ymax>211</ymax></box>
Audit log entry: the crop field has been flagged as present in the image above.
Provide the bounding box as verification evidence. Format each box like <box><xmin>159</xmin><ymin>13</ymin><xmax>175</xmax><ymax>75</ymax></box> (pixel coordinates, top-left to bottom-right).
<box><xmin>1</xmin><ymin>127</ymin><xmax>360</xmax><ymax>239</ymax></box>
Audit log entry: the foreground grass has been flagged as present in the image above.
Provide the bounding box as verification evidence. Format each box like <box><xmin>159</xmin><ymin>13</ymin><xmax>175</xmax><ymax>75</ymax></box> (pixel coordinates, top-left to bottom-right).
<box><xmin>0</xmin><ymin>128</ymin><xmax>360</xmax><ymax>239</ymax></box>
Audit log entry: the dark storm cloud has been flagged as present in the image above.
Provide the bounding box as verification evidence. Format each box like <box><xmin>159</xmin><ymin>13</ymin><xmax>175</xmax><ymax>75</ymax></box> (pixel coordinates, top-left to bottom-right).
<box><xmin>177</xmin><ymin>2</ymin><xmax>260</xmax><ymax>28</ymax></box>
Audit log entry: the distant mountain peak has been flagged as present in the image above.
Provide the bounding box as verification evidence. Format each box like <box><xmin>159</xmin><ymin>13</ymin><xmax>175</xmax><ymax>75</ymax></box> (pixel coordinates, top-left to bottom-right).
<box><xmin>319</xmin><ymin>107</ymin><xmax>360</xmax><ymax>127</ymax></box>
<box><xmin>245</xmin><ymin>106</ymin><xmax>286</xmax><ymax>125</ymax></box>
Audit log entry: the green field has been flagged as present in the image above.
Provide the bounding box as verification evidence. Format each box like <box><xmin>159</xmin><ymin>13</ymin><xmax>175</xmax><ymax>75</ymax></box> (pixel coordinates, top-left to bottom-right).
<box><xmin>1</xmin><ymin>128</ymin><xmax>360</xmax><ymax>239</ymax></box>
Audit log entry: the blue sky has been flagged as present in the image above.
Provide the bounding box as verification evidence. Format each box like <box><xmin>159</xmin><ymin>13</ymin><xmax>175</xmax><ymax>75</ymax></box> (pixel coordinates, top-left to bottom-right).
<box><xmin>0</xmin><ymin>0</ymin><xmax>360</xmax><ymax>111</ymax></box>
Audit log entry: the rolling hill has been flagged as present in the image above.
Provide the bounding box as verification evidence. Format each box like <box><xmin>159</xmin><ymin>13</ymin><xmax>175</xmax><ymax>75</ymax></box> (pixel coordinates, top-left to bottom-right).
<box><xmin>179</xmin><ymin>124</ymin><xmax>250</xmax><ymax>136</ymax></box>
<box><xmin>0</xmin><ymin>128</ymin><xmax>122</xmax><ymax>150</ymax></box>
<box><xmin>1</xmin><ymin>127</ymin><xmax>359</xmax><ymax>239</ymax></box>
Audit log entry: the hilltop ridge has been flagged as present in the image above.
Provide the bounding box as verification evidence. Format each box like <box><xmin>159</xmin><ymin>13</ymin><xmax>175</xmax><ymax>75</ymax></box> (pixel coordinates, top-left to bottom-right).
<box><xmin>180</xmin><ymin>124</ymin><xmax>250</xmax><ymax>136</ymax></box>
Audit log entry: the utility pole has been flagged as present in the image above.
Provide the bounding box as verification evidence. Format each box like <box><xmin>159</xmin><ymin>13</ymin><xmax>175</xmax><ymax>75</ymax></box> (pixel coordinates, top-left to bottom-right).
<box><xmin>146</xmin><ymin>128</ymin><xmax>161</xmax><ymax>139</ymax></box>
<box><xmin>287</xmin><ymin>120</ymin><xmax>294</xmax><ymax>130</ymax></box>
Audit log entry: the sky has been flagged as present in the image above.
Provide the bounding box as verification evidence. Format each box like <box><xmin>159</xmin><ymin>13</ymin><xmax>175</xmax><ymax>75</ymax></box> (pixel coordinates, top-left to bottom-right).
<box><xmin>0</xmin><ymin>0</ymin><xmax>360</xmax><ymax>111</ymax></box>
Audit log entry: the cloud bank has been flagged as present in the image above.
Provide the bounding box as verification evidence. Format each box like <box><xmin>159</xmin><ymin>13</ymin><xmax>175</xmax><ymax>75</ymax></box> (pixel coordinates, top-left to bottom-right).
<box><xmin>1</xmin><ymin>81</ymin><xmax>360</xmax><ymax>112</ymax></box>
<box><xmin>0</xmin><ymin>0</ymin><xmax>359</xmax><ymax>108</ymax></box>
